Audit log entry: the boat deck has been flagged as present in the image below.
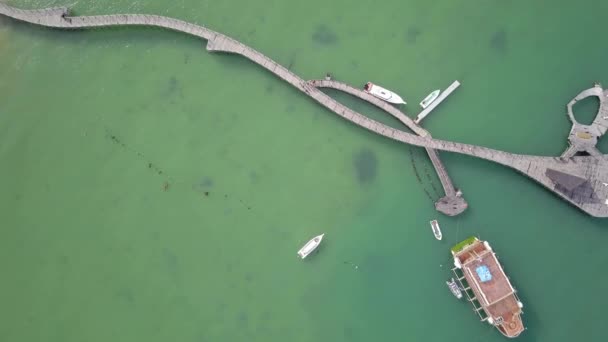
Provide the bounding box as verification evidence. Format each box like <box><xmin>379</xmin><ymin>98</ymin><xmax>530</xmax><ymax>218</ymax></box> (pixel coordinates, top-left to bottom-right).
<box><xmin>459</xmin><ymin>243</ymin><xmax>515</xmax><ymax>307</ymax></box>
<box><xmin>455</xmin><ymin>240</ymin><xmax>524</xmax><ymax>337</ymax></box>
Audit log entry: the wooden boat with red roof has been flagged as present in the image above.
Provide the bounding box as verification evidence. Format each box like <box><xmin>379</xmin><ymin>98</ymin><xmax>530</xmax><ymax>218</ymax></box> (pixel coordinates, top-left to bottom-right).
<box><xmin>451</xmin><ymin>237</ymin><xmax>525</xmax><ymax>338</ymax></box>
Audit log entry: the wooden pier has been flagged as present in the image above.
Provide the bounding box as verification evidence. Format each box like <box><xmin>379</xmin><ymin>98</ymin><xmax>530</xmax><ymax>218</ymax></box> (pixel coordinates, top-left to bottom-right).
<box><xmin>1</xmin><ymin>3</ymin><xmax>607</xmax><ymax>218</ymax></box>
<box><xmin>415</xmin><ymin>81</ymin><xmax>461</xmax><ymax>124</ymax></box>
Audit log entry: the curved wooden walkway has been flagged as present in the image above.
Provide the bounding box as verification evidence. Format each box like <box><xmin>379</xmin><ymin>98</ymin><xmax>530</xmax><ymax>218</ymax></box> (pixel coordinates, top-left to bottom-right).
<box><xmin>1</xmin><ymin>3</ymin><xmax>607</xmax><ymax>218</ymax></box>
<box><xmin>309</xmin><ymin>79</ymin><xmax>467</xmax><ymax>215</ymax></box>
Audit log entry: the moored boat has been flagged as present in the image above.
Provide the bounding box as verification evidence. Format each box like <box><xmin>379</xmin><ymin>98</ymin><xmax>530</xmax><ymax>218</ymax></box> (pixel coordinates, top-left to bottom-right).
<box><xmin>451</xmin><ymin>237</ymin><xmax>525</xmax><ymax>338</ymax></box>
<box><xmin>420</xmin><ymin>89</ymin><xmax>440</xmax><ymax>109</ymax></box>
<box><xmin>430</xmin><ymin>219</ymin><xmax>442</xmax><ymax>240</ymax></box>
<box><xmin>446</xmin><ymin>278</ymin><xmax>463</xmax><ymax>299</ymax></box>
<box><xmin>363</xmin><ymin>82</ymin><xmax>406</xmax><ymax>104</ymax></box>
<box><xmin>297</xmin><ymin>234</ymin><xmax>325</xmax><ymax>259</ymax></box>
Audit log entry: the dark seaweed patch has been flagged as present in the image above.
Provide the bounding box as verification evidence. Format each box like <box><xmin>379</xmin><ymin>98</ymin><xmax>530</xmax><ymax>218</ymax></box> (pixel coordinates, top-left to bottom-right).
<box><xmin>105</xmin><ymin>128</ymin><xmax>168</xmax><ymax>177</ymax></box>
<box><xmin>163</xmin><ymin>76</ymin><xmax>183</xmax><ymax>97</ymax></box>
<box><xmin>353</xmin><ymin>148</ymin><xmax>378</xmax><ymax>184</ymax></box>
<box><xmin>287</xmin><ymin>57</ymin><xmax>296</xmax><ymax>70</ymax></box>
<box><xmin>490</xmin><ymin>29</ymin><xmax>507</xmax><ymax>53</ymax></box>
<box><xmin>115</xmin><ymin>288</ymin><xmax>135</xmax><ymax>304</ymax></box>
<box><xmin>405</xmin><ymin>27</ymin><xmax>421</xmax><ymax>44</ymax></box>
<box><xmin>249</xmin><ymin>171</ymin><xmax>258</xmax><ymax>183</ymax></box>
<box><xmin>162</xmin><ymin>248</ymin><xmax>179</xmax><ymax>280</ymax></box>
<box><xmin>344</xmin><ymin>326</ymin><xmax>354</xmax><ymax>339</ymax></box>
<box><xmin>193</xmin><ymin>177</ymin><xmax>213</xmax><ymax>194</ymax></box>
<box><xmin>201</xmin><ymin>177</ymin><xmax>213</xmax><ymax>187</ymax></box>
<box><xmin>265</xmin><ymin>83</ymin><xmax>274</xmax><ymax>93</ymax></box>
<box><xmin>312</xmin><ymin>25</ymin><xmax>338</xmax><ymax>45</ymax></box>
<box><xmin>237</xmin><ymin>311</ymin><xmax>249</xmax><ymax>325</ymax></box>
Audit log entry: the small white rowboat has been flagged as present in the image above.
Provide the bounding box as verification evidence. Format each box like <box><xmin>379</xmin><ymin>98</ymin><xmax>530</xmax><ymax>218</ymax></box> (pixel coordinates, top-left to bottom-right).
<box><xmin>430</xmin><ymin>220</ymin><xmax>442</xmax><ymax>240</ymax></box>
<box><xmin>420</xmin><ymin>89</ymin><xmax>440</xmax><ymax>109</ymax></box>
<box><xmin>297</xmin><ymin>234</ymin><xmax>325</xmax><ymax>259</ymax></box>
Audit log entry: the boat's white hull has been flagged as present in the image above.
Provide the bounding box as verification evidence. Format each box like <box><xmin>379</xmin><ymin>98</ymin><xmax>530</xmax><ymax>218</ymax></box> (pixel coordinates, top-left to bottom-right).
<box><xmin>420</xmin><ymin>89</ymin><xmax>440</xmax><ymax>109</ymax></box>
<box><xmin>430</xmin><ymin>220</ymin><xmax>442</xmax><ymax>240</ymax></box>
<box><xmin>297</xmin><ymin>234</ymin><xmax>324</xmax><ymax>259</ymax></box>
<box><xmin>364</xmin><ymin>82</ymin><xmax>406</xmax><ymax>104</ymax></box>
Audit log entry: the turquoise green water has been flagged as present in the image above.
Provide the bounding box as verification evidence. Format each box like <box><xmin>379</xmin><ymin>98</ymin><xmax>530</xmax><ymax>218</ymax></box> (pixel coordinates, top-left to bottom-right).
<box><xmin>1</xmin><ymin>0</ymin><xmax>608</xmax><ymax>341</ymax></box>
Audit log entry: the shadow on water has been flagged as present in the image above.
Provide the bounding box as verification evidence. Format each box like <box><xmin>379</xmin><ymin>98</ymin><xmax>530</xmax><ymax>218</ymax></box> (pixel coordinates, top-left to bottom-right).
<box><xmin>213</xmin><ymin>52</ymin><xmax>259</xmax><ymax>71</ymax></box>
<box><xmin>353</xmin><ymin>148</ymin><xmax>378</xmax><ymax>185</ymax></box>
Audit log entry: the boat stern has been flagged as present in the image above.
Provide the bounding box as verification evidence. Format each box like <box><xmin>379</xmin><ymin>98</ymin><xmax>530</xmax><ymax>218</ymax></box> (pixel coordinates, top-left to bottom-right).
<box><xmin>497</xmin><ymin>313</ymin><xmax>525</xmax><ymax>338</ymax></box>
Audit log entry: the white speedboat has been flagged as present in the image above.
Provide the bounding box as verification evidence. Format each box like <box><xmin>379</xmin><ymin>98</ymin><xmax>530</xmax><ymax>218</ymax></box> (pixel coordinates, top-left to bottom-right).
<box><xmin>446</xmin><ymin>278</ymin><xmax>463</xmax><ymax>299</ymax></box>
<box><xmin>297</xmin><ymin>234</ymin><xmax>325</xmax><ymax>259</ymax></box>
<box><xmin>420</xmin><ymin>89</ymin><xmax>440</xmax><ymax>109</ymax></box>
<box><xmin>363</xmin><ymin>82</ymin><xmax>406</xmax><ymax>104</ymax></box>
<box><xmin>430</xmin><ymin>220</ymin><xmax>442</xmax><ymax>240</ymax></box>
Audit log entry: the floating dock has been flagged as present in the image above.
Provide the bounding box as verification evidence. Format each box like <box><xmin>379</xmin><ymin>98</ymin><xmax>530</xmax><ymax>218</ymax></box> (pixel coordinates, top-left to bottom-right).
<box><xmin>415</xmin><ymin>81</ymin><xmax>461</xmax><ymax>124</ymax></box>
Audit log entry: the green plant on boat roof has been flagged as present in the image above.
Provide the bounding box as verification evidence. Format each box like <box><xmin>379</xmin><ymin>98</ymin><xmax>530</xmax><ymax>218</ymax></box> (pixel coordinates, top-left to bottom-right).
<box><xmin>451</xmin><ymin>236</ymin><xmax>478</xmax><ymax>254</ymax></box>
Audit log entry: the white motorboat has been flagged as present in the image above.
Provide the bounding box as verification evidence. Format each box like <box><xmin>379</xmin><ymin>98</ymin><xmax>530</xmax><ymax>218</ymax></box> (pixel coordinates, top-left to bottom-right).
<box><xmin>430</xmin><ymin>220</ymin><xmax>442</xmax><ymax>240</ymax></box>
<box><xmin>420</xmin><ymin>89</ymin><xmax>440</xmax><ymax>109</ymax></box>
<box><xmin>297</xmin><ymin>234</ymin><xmax>325</xmax><ymax>259</ymax></box>
<box><xmin>363</xmin><ymin>82</ymin><xmax>406</xmax><ymax>104</ymax></box>
<box><xmin>446</xmin><ymin>278</ymin><xmax>463</xmax><ymax>299</ymax></box>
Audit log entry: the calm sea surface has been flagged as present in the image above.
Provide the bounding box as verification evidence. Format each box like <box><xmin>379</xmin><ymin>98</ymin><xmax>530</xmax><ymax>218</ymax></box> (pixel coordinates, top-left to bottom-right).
<box><xmin>1</xmin><ymin>0</ymin><xmax>607</xmax><ymax>341</ymax></box>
